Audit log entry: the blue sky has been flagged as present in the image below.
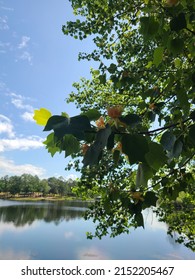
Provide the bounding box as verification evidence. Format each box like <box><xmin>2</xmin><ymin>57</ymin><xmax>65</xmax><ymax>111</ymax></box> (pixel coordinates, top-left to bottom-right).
<box><xmin>0</xmin><ymin>0</ymin><xmax>97</xmax><ymax>178</ymax></box>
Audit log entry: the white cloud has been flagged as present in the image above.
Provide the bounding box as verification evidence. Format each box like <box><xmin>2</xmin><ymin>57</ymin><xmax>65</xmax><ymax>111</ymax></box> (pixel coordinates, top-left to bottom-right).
<box><xmin>15</xmin><ymin>36</ymin><xmax>33</xmax><ymax>65</ymax></box>
<box><xmin>0</xmin><ymin>248</ymin><xmax>31</xmax><ymax>260</ymax></box>
<box><xmin>77</xmin><ymin>246</ymin><xmax>109</xmax><ymax>260</ymax></box>
<box><xmin>21</xmin><ymin>111</ymin><xmax>34</xmax><ymax>122</ymax></box>
<box><xmin>0</xmin><ymin>114</ymin><xmax>15</xmax><ymax>138</ymax></box>
<box><xmin>11</xmin><ymin>95</ymin><xmax>33</xmax><ymax>111</ymax></box>
<box><xmin>64</xmin><ymin>231</ymin><xmax>75</xmax><ymax>239</ymax></box>
<box><xmin>0</xmin><ymin>41</ymin><xmax>12</xmax><ymax>53</ymax></box>
<box><xmin>0</xmin><ymin>15</ymin><xmax>9</xmax><ymax>30</ymax></box>
<box><xmin>0</xmin><ymin>136</ymin><xmax>44</xmax><ymax>152</ymax></box>
<box><xmin>0</xmin><ymin>156</ymin><xmax>45</xmax><ymax>177</ymax></box>
<box><xmin>66</xmin><ymin>174</ymin><xmax>78</xmax><ymax>180</ymax></box>
<box><xmin>16</xmin><ymin>51</ymin><xmax>33</xmax><ymax>65</ymax></box>
<box><xmin>8</xmin><ymin>93</ymin><xmax>35</xmax><ymax>120</ymax></box>
<box><xmin>18</xmin><ymin>36</ymin><xmax>30</xmax><ymax>49</ymax></box>
<box><xmin>0</xmin><ymin>5</ymin><xmax>14</xmax><ymax>12</ymax></box>
<box><xmin>18</xmin><ymin>51</ymin><xmax>33</xmax><ymax>64</ymax></box>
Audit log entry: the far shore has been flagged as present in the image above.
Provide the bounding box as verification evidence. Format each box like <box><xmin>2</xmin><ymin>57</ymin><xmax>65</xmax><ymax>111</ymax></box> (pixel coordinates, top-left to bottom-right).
<box><xmin>0</xmin><ymin>193</ymin><xmax>93</xmax><ymax>202</ymax></box>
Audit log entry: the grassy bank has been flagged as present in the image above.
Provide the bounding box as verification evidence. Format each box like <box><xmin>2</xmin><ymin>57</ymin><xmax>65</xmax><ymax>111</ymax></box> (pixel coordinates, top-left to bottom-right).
<box><xmin>0</xmin><ymin>193</ymin><xmax>82</xmax><ymax>202</ymax></box>
<box><xmin>9</xmin><ymin>196</ymin><xmax>78</xmax><ymax>202</ymax></box>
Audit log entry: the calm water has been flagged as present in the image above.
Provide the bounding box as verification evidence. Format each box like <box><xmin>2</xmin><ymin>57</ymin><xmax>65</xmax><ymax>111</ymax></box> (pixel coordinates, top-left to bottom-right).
<box><xmin>0</xmin><ymin>199</ymin><xmax>194</xmax><ymax>260</ymax></box>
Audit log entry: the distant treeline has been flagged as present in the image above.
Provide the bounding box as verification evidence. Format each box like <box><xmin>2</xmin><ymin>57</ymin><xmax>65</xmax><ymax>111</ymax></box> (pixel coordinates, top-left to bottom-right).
<box><xmin>0</xmin><ymin>174</ymin><xmax>77</xmax><ymax>197</ymax></box>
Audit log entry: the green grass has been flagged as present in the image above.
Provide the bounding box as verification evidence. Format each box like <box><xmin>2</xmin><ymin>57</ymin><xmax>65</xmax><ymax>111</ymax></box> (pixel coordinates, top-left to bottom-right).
<box><xmin>0</xmin><ymin>194</ymin><xmax>79</xmax><ymax>202</ymax></box>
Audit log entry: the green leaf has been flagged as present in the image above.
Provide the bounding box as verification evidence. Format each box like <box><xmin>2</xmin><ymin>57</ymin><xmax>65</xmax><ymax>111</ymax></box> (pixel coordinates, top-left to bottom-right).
<box><xmin>192</xmin><ymin>72</ymin><xmax>195</xmax><ymax>84</ymax></box>
<box><xmin>145</xmin><ymin>142</ymin><xmax>167</xmax><ymax>171</ymax></box>
<box><xmin>176</xmin><ymin>90</ymin><xmax>190</xmax><ymax>115</ymax></box>
<box><xmin>170</xmin><ymin>13</ymin><xmax>187</xmax><ymax>32</ymax></box>
<box><xmin>146</xmin><ymin>61</ymin><xmax>153</xmax><ymax>69</ymax></box>
<box><xmin>33</xmin><ymin>108</ymin><xmax>52</xmax><ymax>126</ymax></box>
<box><xmin>190</xmin><ymin>110</ymin><xmax>195</xmax><ymax>121</ymax></box>
<box><xmin>119</xmin><ymin>114</ymin><xmax>142</xmax><ymax>127</ymax></box>
<box><xmin>107</xmin><ymin>132</ymin><xmax>115</xmax><ymax>150</ymax></box>
<box><xmin>83</xmin><ymin>124</ymin><xmax>112</xmax><ymax>166</ymax></box>
<box><xmin>44</xmin><ymin>115</ymin><xmax>69</xmax><ymax>131</ymax></box>
<box><xmin>134</xmin><ymin>212</ymin><xmax>144</xmax><ymax>228</ymax></box>
<box><xmin>61</xmin><ymin>135</ymin><xmax>80</xmax><ymax>157</ymax></box>
<box><xmin>136</xmin><ymin>163</ymin><xmax>154</xmax><ymax>188</ymax></box>
<box><xmin>189</xmin><ymin>124</ymin><xmax>195</xmax><ymax>147</ymax></box>
<box><xmin>143</xmin><ymin>191</ymin><xmax>158</xmax><ymax>208</ymax></box>
<box><xmin>67</xmin><ymin>115</ymin><xmax>92</xmax><ymax>140</ymax></box>
<box><xmin>121</xmin><ymin>135</ymin><xmax>149</xmax><ymax>165</ymax></box>
<box><xmin>43</xmin><ymin>133</ymin><xmax>60</xmax><ymax>157</ymax></box>
<box><xmin>99</xmin><ymin>74</ymin><xmax>106</xmax><ymax>84</ymax></box>
<box><xmin>108</xmin><ymin>63</ymin><xmax>117</xmax><ymax>73</ymax></box>
<box><xmin>174</xmin><ymin>58</ymin><xmax>181</xmax><ymax>68</ymax></box>
<box><xmin>140</xmin><ymin>16</ymin><xmax>159</xmax><ymax>38</ymax></box>
<box><xmin>169</xmin><ymin>139</ymin><xmax>183</xmax><ymax>158</ymax></box>
<box><xmin>113</xmin><ymin>149</ymin><xmax>120</xmax><ymax>165</ymax></box>
<box><xmin>160</xmin><ymin>131</ymin><xmax>176</xmax><ymax>151</ymax></box>
<box><xmin>44</xmin><ymin>115</ymin><xmax>92</xmax><ymax>140</ymax></box>
<box><xmin>153</xmin><ymin>47</ymin><xmax>164</xmax><ymax>67</ymax></box>
<box><xmin>168</xmin><ymin>38</ymin><xmax>184</xmax><ymax>55</ymax></box>
<box><xmin>82</xmin><ymin>109</ymin><xmax>101</xmax><ymax>121</ymax></box>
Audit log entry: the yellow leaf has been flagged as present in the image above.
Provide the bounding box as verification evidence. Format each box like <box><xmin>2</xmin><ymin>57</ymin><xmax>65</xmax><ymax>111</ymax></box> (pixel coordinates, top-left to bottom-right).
<box><xmin>33</xmin><ymin>108</ymin><xmax>52</xmax><ymax>126</ymax></box>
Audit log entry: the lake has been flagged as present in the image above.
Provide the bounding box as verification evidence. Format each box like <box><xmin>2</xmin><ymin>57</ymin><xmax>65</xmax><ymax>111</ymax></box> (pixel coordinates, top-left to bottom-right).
<box><xmin>0</xmin><ymin>199</ymin><xmax>194</xmax><ymax>260</ymax></box>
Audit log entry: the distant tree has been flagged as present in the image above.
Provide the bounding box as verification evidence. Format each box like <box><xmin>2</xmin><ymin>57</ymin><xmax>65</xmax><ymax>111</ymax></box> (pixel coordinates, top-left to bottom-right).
<box><xmin>39</xmin><ymin>179</ymin><xmax>51</xmax><ymax>196</ymax></box>
<box><xmin>0</xmin><ymin>176</ymin><xmax>10</xmax><ymax>193</ymax></box>
<box><xmin>9</xmin><ymin>176</ymin><xmax>21</xmax><ymax>195</ymax></box>
<box><xmin>47</xmin><ymin>177</ymin><xmax>60</xmax><ymax>195</ymax></box>
<box><xmin>20</xmin><ymin>174</ymin><xmax>40</xmax><ymax>196</ymax></box>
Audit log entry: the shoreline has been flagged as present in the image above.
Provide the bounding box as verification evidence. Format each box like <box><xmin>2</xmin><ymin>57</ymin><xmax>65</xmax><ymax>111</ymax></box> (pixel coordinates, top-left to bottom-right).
<box><xmin>0</xmin><ymin>194</ymin><xmax>93</xmax><ymax>203</ymax></box>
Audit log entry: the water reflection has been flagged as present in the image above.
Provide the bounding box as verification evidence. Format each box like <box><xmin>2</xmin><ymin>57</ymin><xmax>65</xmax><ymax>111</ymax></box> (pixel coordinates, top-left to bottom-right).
<box><xmin>0</xmin><ymin>200</ymin><xmax>89</xmax><ymax>226</ymax></box>
<box><xmin>0</xmin><ymin>199</ymin><xmax>194</xmax><ymax>260</ymax></box>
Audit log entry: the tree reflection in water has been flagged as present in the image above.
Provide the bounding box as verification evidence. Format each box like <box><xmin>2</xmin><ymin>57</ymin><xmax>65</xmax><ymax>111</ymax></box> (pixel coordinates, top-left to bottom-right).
<box><xmin>0</xmin><ymin>200</ymin><xmax>90</xmax><ymax>227</ymax></box>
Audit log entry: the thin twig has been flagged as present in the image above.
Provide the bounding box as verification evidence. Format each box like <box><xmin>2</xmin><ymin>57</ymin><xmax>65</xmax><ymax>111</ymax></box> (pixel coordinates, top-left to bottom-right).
<box><xmin>148</xmin><ymin>152</ymin><xmax>195</xmax><ymax>190</ymax></box>
<box><xmin>185</xmin><ymin>27</ymin><xmax>195</xmax><ymax>36</ymax></box>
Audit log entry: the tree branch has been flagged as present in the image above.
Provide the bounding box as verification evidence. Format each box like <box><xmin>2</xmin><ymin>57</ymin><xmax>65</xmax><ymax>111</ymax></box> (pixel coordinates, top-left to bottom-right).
<box><xmin>185</xmin><ymin>27</ymin><xmax>195</xmax><ymax>36</ymax></box>
<box><xmin>149</xmin><ymin>152</ymin><xmax>195</xmax><ymax>190</ymax></box>
<box><xmin>139</xmin><ymin>117</ymin><xmax>191</xmax><ymax>135</ymax></box>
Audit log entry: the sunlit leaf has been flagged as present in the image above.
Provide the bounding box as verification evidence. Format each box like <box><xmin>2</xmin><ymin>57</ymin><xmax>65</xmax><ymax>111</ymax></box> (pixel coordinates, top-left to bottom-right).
<box><xmin>82</xmin><ymin>109</ymin><xmax>101</xmax><ymax>121</ymax></box>
<box><xmin>169</xmin><ymin>139</ymin><xmax>183</xmax><ymax>158</ymax></box>
<box><xmin>160</xmin><ymin>131</ymin><xmax>176</xmax><ymax>151</ymax></box>
<box><xmin>33</xmin><ymin>108</ymin><xmax>52</xmax><ymax>126</ymax></box>
<box><xmin>43</xmin><ymin>132</ymin><xmax>60</xmax><ymax>157</ymax></box>
<box><xmin>145</xmin><ymin>142</ymin><xmax>167</xmax><ymax>171</ymax></box>
<box><xmin>153</xmin><ymin>47</ymin><xmax>164</xmax><ymax>67</ymax></box>
<box><xmin>61</xmin><ymin>135</ymin><xmax>80</xmax><ymax>157</ymax></box>
<box><xmin>136</xmin><ymin>162</ymin><xmax>154</xmax><ymax>188</ymax></box>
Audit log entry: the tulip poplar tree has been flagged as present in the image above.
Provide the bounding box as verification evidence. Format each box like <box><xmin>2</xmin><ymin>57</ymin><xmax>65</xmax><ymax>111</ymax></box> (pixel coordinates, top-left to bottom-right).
<box><xmin>34</xmin><ymin>0</ymin><xmax>195</xmax><ymax>250</ymax></box>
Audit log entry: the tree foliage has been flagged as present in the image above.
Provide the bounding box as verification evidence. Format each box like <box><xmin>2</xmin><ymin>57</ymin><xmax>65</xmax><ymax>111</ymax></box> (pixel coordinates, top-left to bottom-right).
<box><xmin>34</xmin><ymin>0</ymin><xmax>195</xmax><ymax>249</ymax></box>
<box><xmin>0</xmin><ymin>174</ymin><xmax>77</xmax><ymax>197</ymax></box>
